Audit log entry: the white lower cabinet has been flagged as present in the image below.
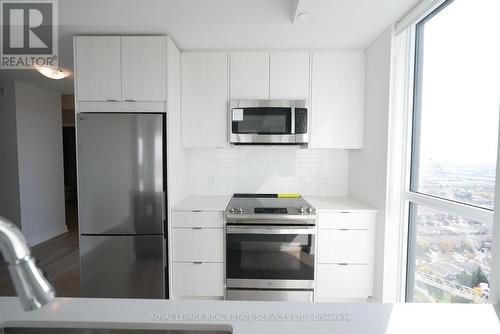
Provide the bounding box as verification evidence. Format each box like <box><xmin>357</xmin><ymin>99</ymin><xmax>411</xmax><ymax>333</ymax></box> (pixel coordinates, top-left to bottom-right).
<box><xmin>171</xmin><ymin>210</ymin><xmax>224</xmax><ymax>299</ymax></box>
<box><xmin>173</xmin><ymin>263</ymin><xmax>224</xmax><ymax>298</ymax></box>
<box><xmin>318</xmin><ymin>229</ymin><xmax>372</xmax><ymax>264</ymax></box>
<box><xmin>315</xmin><ymin>211</ymin><xmax>376</xmax><ymax>302</ymax></box>
<box><xmin>171</xmin><ymin>211</ymin><xmax>224</xmax><ymax>228</ymax></box>
<box><xmin>172</xmin><ymin>228</ymin><xmax>224</xmax><ymax>262</ymax></box>
<box><xmin>316</xmin><ymin>264</ymin><xmax>371</xmax><ymax>300</ymax></box>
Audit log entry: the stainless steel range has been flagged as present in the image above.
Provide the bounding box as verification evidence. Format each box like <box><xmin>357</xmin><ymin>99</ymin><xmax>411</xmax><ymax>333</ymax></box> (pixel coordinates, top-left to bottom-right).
<box><xmin>225</xmin><ymin>194</ymin><xmax>316</xmax><ymax>302</ymax></box>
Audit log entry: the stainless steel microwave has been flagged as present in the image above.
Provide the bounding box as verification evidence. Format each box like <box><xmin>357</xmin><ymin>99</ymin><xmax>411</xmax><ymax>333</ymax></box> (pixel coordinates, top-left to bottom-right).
<box><xmin>229</xmin><ymin>100</ymin><xmax>309</xmax><ymax>145</ymax></box>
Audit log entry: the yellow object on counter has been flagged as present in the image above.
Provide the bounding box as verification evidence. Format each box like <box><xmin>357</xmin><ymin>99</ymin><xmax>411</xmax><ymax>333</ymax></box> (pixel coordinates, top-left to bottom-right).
<box><xmin>277</xmin><ymin>193</ymin><xmax>301</xmax><ymax>198</ymax></box>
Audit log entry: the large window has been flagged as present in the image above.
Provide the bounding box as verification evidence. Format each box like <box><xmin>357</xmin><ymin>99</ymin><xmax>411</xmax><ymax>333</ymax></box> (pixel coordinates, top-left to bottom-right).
<box><xmin>406</xmin><ymin>0</ymin><xmax>500</xmax><ymax>303</ymax></box>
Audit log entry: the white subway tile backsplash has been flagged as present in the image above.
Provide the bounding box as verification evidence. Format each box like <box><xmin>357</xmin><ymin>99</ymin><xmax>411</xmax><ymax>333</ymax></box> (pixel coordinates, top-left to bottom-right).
<box><xmin>189</xmin><ymin>147</ymin><xmax>348</xmax><ymax>196</ymax></box>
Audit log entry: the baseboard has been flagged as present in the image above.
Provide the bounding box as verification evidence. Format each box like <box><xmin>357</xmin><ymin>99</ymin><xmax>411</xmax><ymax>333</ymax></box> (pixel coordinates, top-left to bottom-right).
<box><xmin>27</xmin><ymin>225</ymin><xmax>68</xmax><ymax>246</ymax></box>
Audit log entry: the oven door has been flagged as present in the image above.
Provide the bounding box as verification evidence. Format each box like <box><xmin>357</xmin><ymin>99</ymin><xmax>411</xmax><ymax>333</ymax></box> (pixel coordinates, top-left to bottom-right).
<box><xmin>225</xmin><ymin>225</ymin><xmax>315</xmax><ymax>289</ymax></box>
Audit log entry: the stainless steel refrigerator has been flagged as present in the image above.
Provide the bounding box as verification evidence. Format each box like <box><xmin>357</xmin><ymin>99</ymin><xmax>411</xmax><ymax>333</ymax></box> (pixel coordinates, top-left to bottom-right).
<box><xmin>76</xmin><ymin>113</ymin><xmax>166</xmax><ymax>299</ymax></box>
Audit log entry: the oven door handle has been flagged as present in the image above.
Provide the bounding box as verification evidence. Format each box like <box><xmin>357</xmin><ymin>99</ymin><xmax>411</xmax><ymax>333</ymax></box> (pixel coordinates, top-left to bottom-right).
<box><xmin>226</xmin><ymin>226</ymin><xmax>316</xmax><ymax>235</ymax></box>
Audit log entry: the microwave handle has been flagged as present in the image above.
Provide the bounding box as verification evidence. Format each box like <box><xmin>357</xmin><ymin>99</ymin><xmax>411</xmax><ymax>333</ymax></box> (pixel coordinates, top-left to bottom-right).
<box><xmin>226</xmin><ymin>226</ymin><xmax>315</xmax><ymax>235</ymax></box>
<box><xmin>290</xmin><ymin>107</ymin><xmax>295</xmax><ymax>134</ymax></box>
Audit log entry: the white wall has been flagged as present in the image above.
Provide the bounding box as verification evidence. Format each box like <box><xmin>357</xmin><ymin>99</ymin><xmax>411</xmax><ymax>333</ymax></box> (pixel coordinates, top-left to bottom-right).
<box><xmin>348</xmin><ymin>27</ymin><xmax>393</xmax><ymax>302</ymax></box>
<box><xmin>14</xmin><ymin>81</ymin><xmax>67</xmax><ymax>245</ymax></box>
<box><xmin>189</xmin><ymin>147</ymin><xmax>348</xmax><ymax>196</ymax></box>
<box><xmin>0</xmin><ymin>80</ymin><xmax>22</xmax><ymax>228</ymax></box>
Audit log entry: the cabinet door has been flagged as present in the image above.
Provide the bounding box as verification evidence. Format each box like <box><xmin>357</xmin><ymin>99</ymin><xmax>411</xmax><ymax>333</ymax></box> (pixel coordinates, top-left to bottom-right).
<box><xmin>318</xmin><ymin>229</ymin><xmax>372</xmax><ymax>264</ymax></box>
<box><xmin>269</xmin><ymin>52</ymin><xmax>310</xmax><ymax>99</ymax></box>
<box><xmin>317</xmin><ymin>212</ymin><xmax>375</xmax><ymax>230</ymax></box>
<box><xmin>311</xmin><ymin>52</ymin><xmax>364</xmax><ymax>149</ymax></box>
<box><xmin>172</xmin><ymin>228</ymin><xmax>224</xmax><ymax>262</ymax></box>
<box><xmin>122</xmin><ymin>36</ymin><xmax>166</xmax><ymax>101</ymax></box>
<box><xmin>171</xmin><ymin>211</ymin><xmax>224</xmax><ymax>228</ymax></box>
<box><xmin>74</xmin><ymin>36</ymin><xmax>122</xmax><ymax>101</ymax></box>
<box><xmin>173</xmin><ymin>263</ymin><xmax>224</xmax><ymax>297</ymax></box>
<box><xmin>316</xmin><ymin>264</ymin><xmax>371</xmax><ymax>300</ymax></box>
<box><xmin>230</xmin><ymin>53</ymin><xmax>269</xmax><ymax>100</ymax></box>
<box><xmin>181</xmin><ymin>53</ymin><xmax>228</xmax><ymax>148</ymax></box>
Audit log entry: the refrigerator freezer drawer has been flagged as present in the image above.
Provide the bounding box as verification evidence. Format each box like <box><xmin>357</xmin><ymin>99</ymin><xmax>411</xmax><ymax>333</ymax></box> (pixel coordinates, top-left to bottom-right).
<box><xmin>80</xmin><ymin>235</ymin><xmax>165</xmax><ymax>299</ymax></box>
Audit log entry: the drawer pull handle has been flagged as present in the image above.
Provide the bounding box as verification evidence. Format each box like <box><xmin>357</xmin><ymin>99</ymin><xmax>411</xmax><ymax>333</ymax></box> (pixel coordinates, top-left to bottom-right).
<box><xmin>339</xmin><ymin>229</ymin><xmax>349</xmax><ymax>231</ymax></box>
<box><xmin>339</xmin><ymin>263</ymin><xmax>348</xmax><ymax>266</ymax></box>
<box><xmin>106</xmin><ymin>99</ymin><xmax>118</xmax><ymax>102</ymax></box>
<box><xmin>192</xmin><ymin>210</ymin><xmax>202</xmax><ymax>212</ymax></box>
<box><xmin>340</xmin><ymin>211</ymin><xmax>350</xmax><ymax>214</ymax></box>
<box><xmin>192</xmin><ymin>227</ymin><xmax>202</xmax><ymax>230</ymax></box>
<box><xmin>192</xmin><ymin>262</ymin><xmax>202</xmax><ymax>264</ymax></box>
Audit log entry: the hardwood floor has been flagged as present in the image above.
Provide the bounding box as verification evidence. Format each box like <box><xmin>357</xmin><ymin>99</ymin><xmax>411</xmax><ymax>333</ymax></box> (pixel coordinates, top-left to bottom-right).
<box><xmin>0</xmin><ymin>206</ymin><xmax>80</xmax><ymax>297</ymax></box>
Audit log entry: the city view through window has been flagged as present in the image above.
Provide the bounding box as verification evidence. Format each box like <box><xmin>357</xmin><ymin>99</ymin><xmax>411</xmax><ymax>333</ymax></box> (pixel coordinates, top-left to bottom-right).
<box><xmin>408</xmin><ymin>0</ymin><xmax>500</xmax><ymax>303</ymax></box>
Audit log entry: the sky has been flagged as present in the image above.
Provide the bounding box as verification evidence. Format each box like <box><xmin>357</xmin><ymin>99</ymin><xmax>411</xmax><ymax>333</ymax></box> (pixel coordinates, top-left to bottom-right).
<box><xmin>418</xmin><ymin>0</ymin><xmax>500</xmax><ymax>167</ymax></box>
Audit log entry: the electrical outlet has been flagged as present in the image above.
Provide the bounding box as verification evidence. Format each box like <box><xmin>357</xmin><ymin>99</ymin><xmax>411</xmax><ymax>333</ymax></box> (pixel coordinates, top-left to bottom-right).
<box><xmin>208</xmin><ymin>175</ymin><xmax>215</xmax><ymax>185</ymax></box>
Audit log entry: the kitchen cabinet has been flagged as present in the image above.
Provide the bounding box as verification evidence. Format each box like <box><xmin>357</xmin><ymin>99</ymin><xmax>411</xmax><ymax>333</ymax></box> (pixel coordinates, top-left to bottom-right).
<box><xmin>318</xmin><ymin>229</ymin><xmax>372</xmax><ymax>264</ymax></box>
<box><xmin>181</xmin><ymin>52</ymin><xmax>228</xmax><ymax>148</ymax></box>
<box><xmin>317</xmin><ymin>211</ymin><xmax>374</xmax><ymax>229</ymax></box>
<box><xmin>316</xmin><ymin>264</ymin><xmax>372</xmax><ymax>300</ymax></box>
<box><xmin>310</xmin><ymin>52</ymin><xmax>365</xmax><ymax>149</ymax></box>
<box><xmin>230</xmin><ymin>52</ymin><xmax>270</xmax><ymax>100</ymax></box>
<box><xmin>74</xmin><ymin>36</ymin><xmax>166</xmax><ymax>102</ymax></box>
<box><xmin>172</xmin><ymin>228</ymin><xmax>224</xmax><ymax>262</ymax></box>
<box><xmin>121</xmin><ymin>36</ymin><xmax>166</xmax><ymax>101</ymax></box>
<box><xmin>171</xmin><ymin>211</ymin><xmax>224</xmax><ymax>228</ymax></box>
<box><xmin>269</xmin><ymin>52</ymin><xmax>310</xmax><ymax>100</ymax></box>
<box><xmin>171</xmin><ymin>210</ymin><xmax>224</xmax><ymax>299</ymax></box>
<box><xmin>315</xmin><ymin>210</ymin><xmax>375</xmax><ymax>302</ymax></box>
<box><xmin>74</xmin><ymin>36</ymin><xmax>122</xmax><ymax>101</ymax></box>
<box><xmin>173</xmin><ymin>263</ymin><xmax>224</xmax><ymax>298</ymax></box>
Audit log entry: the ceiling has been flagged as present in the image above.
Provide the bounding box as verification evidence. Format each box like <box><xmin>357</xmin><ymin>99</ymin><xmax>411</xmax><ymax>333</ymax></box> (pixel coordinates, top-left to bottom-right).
<box><xmin>0</xmin><ymin>0</ymin><xmax>419</xmax><ymax>93</ymax></box>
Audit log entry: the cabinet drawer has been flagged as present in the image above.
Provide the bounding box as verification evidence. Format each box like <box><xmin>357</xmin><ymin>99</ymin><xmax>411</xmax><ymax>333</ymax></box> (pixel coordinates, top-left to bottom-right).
<box><xmin>171</xmin><ymin>211</ymin><xmax>224</xmax><ymax>228</ymax></box>
<box><xmin>318</xmin><ymin>212</ymin><xmax>375</xmax><ymax>230</ymax></box>
<box><xmin>173</xmin><ymin>263</ymin><xmax>224</xmax><ymax>297</ymax></box>
<box><xmin>316</xmin><ymin>264</ymin><xmax>372</xmax><ymax>299</ymax></box>
<box><xmin>172</xmin><ymin>228</ymin><xmax>224</xmax><ymax>262</ymax></box>
<box><xmin>318</xmin><ymin>229</ymin><xmax>373</xmax><ymax>264</ymax></box>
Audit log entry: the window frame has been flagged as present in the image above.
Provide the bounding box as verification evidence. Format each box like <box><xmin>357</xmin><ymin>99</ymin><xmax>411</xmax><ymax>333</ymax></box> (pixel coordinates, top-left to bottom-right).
<box><xmin>404</xmin><ymin>0</ymin><xmax>495</xmax><ymax>302</ymax></box>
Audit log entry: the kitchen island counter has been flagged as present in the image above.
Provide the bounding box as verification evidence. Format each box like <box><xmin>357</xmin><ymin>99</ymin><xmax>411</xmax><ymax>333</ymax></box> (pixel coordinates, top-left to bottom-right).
<box><xmin>0</xmin><ymin>298</ymin><xmax>498</xmax><ymax>333</ymax></box>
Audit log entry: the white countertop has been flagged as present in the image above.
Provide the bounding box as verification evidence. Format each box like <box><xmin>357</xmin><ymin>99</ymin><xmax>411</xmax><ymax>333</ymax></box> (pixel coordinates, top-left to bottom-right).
<box><xmin>0</xmin><ymin>298</ymin><xmax>498</xmax><ymax>333</ymax></box>
<box><xmin>172</xmin><ymin>195</ymin><xmax>377</xmax><ymax>213</ymax></box>
<box><xmin>305</xmin><ymin>196</ymin><xmax>377</xmax><ymax>212</ymax></box>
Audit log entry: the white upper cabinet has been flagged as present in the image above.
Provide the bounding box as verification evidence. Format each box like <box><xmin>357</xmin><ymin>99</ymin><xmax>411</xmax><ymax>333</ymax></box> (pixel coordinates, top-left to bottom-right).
<box><xmin>269</xmin><ymin>52</ymin><xmax>310</xmax><ymax>100</ymax></box>
<box><xmin>310</xmin><ymin>52</ymin><xmax>365</xmax><ymax>149</ymax></box>
<box><xmin>74</xmin><ymin>36</ymin><xmax>166</xmax><ymax>102</ymax></box>
<box><xmin>181</xmin><ymin>52</ymin><xmax>228</xmax><ymax>148</ymax></box>
<box><xmin>230</xmin><ymin>53</ymin><xmax>270</xmax><ymax>100</ymax></box>
<box><xmin>74</xmin><ymin>36</ymin><xmax>122</xmax><ymax>101</ymax></box>
<box><xmin>121</xmin><ymin>36</ymin><xmax>166</xmax><ymax>101</ymax></box>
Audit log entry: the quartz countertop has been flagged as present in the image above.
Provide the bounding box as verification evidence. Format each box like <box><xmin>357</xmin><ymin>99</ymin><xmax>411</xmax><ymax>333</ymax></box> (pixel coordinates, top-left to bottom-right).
<box><xmin>172</xmin><ymin>195</ymin><xmax>377</xmax><ymax>213</ymax></box>
<box><xmin>0</xmin><ymin>298</ymin><xmax>498</xmax><ymax>333</ymax></box>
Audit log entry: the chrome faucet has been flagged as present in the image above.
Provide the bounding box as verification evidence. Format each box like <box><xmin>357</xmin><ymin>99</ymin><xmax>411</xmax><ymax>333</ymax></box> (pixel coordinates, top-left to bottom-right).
<box><xmin>0</xmin><ymin>216</ymin><xmax>55</xmax><ymax>311</ymax></box>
